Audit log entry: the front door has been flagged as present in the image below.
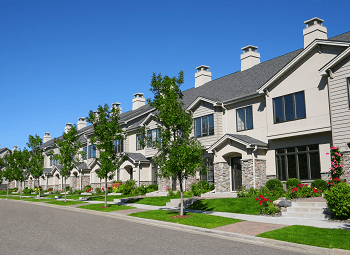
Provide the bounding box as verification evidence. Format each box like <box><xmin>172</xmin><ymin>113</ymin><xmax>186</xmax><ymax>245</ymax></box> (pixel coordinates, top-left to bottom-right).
<box><xmin>231</xmin><ymin>157</ymin><xmax>242</xmax><ymax>191</ymax></box>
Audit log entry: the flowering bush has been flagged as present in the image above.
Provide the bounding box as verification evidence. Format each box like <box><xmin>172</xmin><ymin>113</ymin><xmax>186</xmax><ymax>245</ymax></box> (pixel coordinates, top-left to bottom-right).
<box><xmin>47</xmin><ymin>188</ymin><xmax>53</xmax><ymax>192</ymax></box>
<box><xmin>288</xmin><ymin>183</ymin><xmax>322</xmax><ymax>199</ymax></box>
<box><xmin>256</xmin><ymin>195</ymin><xmax>279</xmax><ymax>215</ymax></box>
<box><xmin>85</xmin><ymin>188</ymin><xmax>92</xmax><ymax>193</ymax></box>
<box><xmin>327</xmin><ymin>146</ymin><xmax>346</xmax><ymax>181</ymax></box>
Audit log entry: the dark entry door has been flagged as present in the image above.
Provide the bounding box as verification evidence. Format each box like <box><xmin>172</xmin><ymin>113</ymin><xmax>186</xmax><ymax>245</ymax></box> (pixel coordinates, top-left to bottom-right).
<box><xmin>231</xmin><ymin>157</ymin><xmax>242</xmax><ymax>191</ymax></box>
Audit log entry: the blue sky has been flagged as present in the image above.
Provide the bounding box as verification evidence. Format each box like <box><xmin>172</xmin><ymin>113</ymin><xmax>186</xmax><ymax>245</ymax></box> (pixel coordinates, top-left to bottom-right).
<box><xmin>1</xmin><ymin>0</ymin><xmax>350</xmax><ymax>150</ymax></box>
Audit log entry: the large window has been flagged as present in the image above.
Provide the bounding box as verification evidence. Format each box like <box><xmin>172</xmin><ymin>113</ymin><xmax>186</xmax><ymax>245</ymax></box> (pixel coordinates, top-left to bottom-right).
<box><xmin>200</xmin><ymin>157</ymin><xmax>214</xmax><ymax>185</ymax></box>
<box><xmin>88</xmin><ymin>145</ymin><xmax>96</xmax><ymax>158</ymax></box>
<box><xmin>50</xmin><ymin>155</ymin><xmax>58</xmax><ymax>166</ymax></box>
<box><xmin>82</xmin><ymin>147</ymin><xmax>87</xmax><ymax>160</ymax></box>
<box><xmin>136</xmin><ymin>134</ymin><xmax>144</xmax><ymax>150</ymax></box>
<box><xmin>147</xmin><ymin>129</ymin><xmax>160</xmax><ymax>147</ymax></box>
<box><xmin>273</xmin><ymin>91</ymin><xmax>306</xmax><ymax>123</ymax></box>
<box><xmin>194</xmin><ymin>114</ymin><xmax>214</xmax><ymax>137</ymax></box>
<box><xmin>236</xmin><ymin>106</ymin><xmax>253</xmax><ymax>131</ymax></box>
<box><xmin>275</xmin><ymin>144</ymin><xmax>320</xmax><ymax>181</ymax></box>
<box><xmin>114</xmin><ymin>139</ymin><xmax>123</xmax><ymax>153</ymax></box>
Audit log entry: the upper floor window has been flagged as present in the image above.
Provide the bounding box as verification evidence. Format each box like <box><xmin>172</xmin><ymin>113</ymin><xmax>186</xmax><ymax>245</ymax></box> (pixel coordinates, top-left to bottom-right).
<box><xmin>88</xmin><ymin>145</ymin><xmax>96</xmax><ymax>158</ymax></box>
<box><xmin>82</xmin><ymin>147</ymin><xmax>87</xmax><ymax>160</ymax></box>
<box><xmin>136</xmin><ymin>134</ymin><xmax>144</xmax><ymax>150</ymax></box>
<box><xmin>273</xmin><ymin>91</ymin><xmax>306</xmax><ymax>123</ymax></box>
<box><xmin>114</xmin><ymin>139</ymin><xmax>124</xmax><ymax>153</ymax></box>
<box><xmin>236</xmin><ymin>106</ymin><xmax>253</xmax><ymax>131</ymax></box>
<box><xmin>50</xmin><ymin>154</ymin><xmax>58</xmax><ymax>166</ymax></box>
<box><xmin>194</xmin><ymin>114</ymin><xmax>214</xmax><ymax>137</ymax></box>
<box><xmin>147</xmin><ymin>129</ymin><xmax>161</xmax><ymax>147</ymax></box>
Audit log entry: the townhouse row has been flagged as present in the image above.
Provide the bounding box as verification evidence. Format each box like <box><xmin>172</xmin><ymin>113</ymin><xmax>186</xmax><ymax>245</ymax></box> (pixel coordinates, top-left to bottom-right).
<box><xmin>2</xmin><ymin>17</ymin><xmax>350</xmax><ymax>193</ymax></box>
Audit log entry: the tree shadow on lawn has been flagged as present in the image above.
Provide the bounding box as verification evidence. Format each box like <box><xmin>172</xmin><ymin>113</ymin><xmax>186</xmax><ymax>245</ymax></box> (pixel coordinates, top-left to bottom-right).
<box><xmin>188</xmin><ymin>200</ymin><xmax>215</xmax><ymax>211</ymax></box>
<box><xmin>127</xmin><ymin>198</ymin><xmax>142</xmax><ymax>203</ymax></box>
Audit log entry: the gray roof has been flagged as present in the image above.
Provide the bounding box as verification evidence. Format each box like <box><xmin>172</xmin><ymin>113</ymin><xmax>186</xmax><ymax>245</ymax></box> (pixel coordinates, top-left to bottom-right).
<box><xmin>327</xmin><ymin>31</ymin><xmax>350</xmax><ymax>42</ymax></box>
<box><xmin>77</xmin><ymin>162</ymin><xmax>90</xmax><ymax>170</ymax></box>
<box><xmin>126</xmin><ymin>152</ymin><xmax>149</xmax><ymax>163</ymax></box>
<box><xmin>43</xmin><ymin>168</ymin><xmax>53</xmax><ymax>175</ymax></box>
<box><xmin>226</xmin><ymin>134</ymin><xmax>268</xmax><ymax>147</ymax></box>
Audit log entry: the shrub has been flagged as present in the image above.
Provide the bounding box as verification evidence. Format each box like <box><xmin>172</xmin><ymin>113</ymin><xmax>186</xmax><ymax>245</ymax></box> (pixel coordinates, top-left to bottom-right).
<box><xmin>265</xmin><ymin>179</ymin><xmax>283</xmax><ymax>191</ymax></box>
<box><xmin>132</xmin><ymin>184</ymin><xmax>147</xmax><ymax>195</ymax></box>
<box><xmin>116</xmin><ymin>180</ymin><xmax>135</xmax><ymax>195</ymax></box>
<box><xmin>84</xmin><ymin>185</ymin><xmax>92</xmax><ymax>192</ymax></box>
<box><xmin>311</xmin><ymin>179</ymin><xmax>328</xmax><ymax>191</ymax></box>
<box><xmin>95</xmin><ymin>187</ymin><xmax>101</xmax><ymax>193</ymax></box>
<box><xmin>209</xmin><ymin>184</ymin><xmax>215</xmax><ymax>191</ymax></box>
<box><xmin>191</xmin><ymin>181</ymin><xmax>211</xmax><ymax>196</ymax></box>
<box><xmin>256</xmin><ymin>195</ymin><xmax>280</xmax><ymax>215</ymax></box>
<box><xmin>191</xmin><ymin>183</ymin><xmax>200</xmax><ymax>196</ymax></box>
<box><xmin>168</xmin><ymin>189</ymin><xmax>175</xmax><ymax>196</ymax></box>
<box><xmin>146</xmin><ymin>184</ymin><xmax>158</xmax><ymax>193</ymax></box>
<box><xmin>113</xmin><ymin>180</ymin><xmax>122</xmax><ymax>184</ymax></box>
<box><xmin>324</xmin><ymin>182</ymin><xmax>350</xmax><ymax>219</ymax></box>
<box><xmin>286</xmin><ymin>178</ymin><xmax>301</xmax><ymax>189</ymax></box>
<box><xmin>65</xmin><ymin>186</ymin><xmax>70</xmax><ymax>191</ymax></box>
<box><xmin>175</xmin><ymin>190</ymin><xmax>181</xmax><ymax>196</ymax></box>
<box><xmin>198</xmin><ymin>180</ymin><xmax>209</xmax><ymax>192</ymax></box>
<box><xmin>22</xmin><ymin>188</ymin><xmax>33</xmax><ymax>194</ymax></box>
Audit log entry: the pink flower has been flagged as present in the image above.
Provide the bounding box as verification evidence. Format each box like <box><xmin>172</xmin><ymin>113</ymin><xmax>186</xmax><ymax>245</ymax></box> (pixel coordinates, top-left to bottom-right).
<box><xmin>326</xmin><ymin>153</ymin><xmax>329</xmax><ymax>155</ymax></box>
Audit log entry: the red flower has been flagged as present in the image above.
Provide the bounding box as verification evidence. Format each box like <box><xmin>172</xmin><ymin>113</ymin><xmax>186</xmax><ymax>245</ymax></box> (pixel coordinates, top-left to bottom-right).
<box><xmin>255</xmin><ymin>198</ymin><xmax>258</xmax><ymax>201</ymax></box>
<box><xmin>259</xmin><ymin>195</ymin><xmax>264</xmax><ymax>198</ymax></box>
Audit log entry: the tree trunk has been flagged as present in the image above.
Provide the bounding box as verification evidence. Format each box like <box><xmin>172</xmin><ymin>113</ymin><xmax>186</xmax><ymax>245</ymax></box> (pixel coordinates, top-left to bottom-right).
<box><xmin>64</xmin><ymin>177</ymin><xmax>67</xmax><ymax>202</ymax></box>
<box><xmin>20</xmin><ymin>181</ymin><xmax>22</xmax><ymax>198</ymax></box>
<box><xmin>6</xmin><ymin>181</ymin><xmax>9</xmax><ymax>197</ymax></box>
<box><xmin>179</xmin><ymin>176</ymin><xmax>184</xmax><ymax>216</ymax></box>
<box><xmin>105</xmin><ymin>177</ymin><xmax>107</xmax><ymax>207</ymax></box>
<box><xmin>38</xmin><ymin>178</ymin><xmax>41</xmax><ymax>200</ymax></box>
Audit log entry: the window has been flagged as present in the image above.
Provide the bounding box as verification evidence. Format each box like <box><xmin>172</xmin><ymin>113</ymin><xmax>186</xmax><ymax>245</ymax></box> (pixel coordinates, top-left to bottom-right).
<box><xmin>82</xmin><ymin>147</ymin><xmax>87</xmax><ymax>160</ymax></box>
<box><xmin>273</xmin><ymin>91</ymin><xmax>306</xmax><ymax>123</ymax></box>
<box><xmin>88</xmin><ymin>145</ymin><xmax>96</xmax><ymax>158</ymax></box>
<box><xmin>147</xmin><ymin>129</ymin><xmax>161</xmax><ymax>147</ymax></box>
<box><xmin>194</xmin><ymin>114</ymin><xmax>214</xmax><ymax>137</ymax></box>
<box><xmin>114</xmin><ymin>139</ymin><xmax>123</xmax><ymax>153</ymax></box>
<box><xmin>275</xmin><ymin>144</ymin><xmax>320</xmax><ymax>181</ymax></box>
<box><xmin>200</xmin><ymin>157</ymin><xmax>214</xmax><ymax>185</ymax></box>
<box><xmin>50</xmin><ymin>155</ymin><xmax>58</xmax><ymax>166</ymax></box>
<box><xmin>136</xmin><ymin>134</ymin><xmax>144</xmax><ymax>150</ymax></box>
<box><xmin>236</xmin><ymin>106</ymin><xmax>253</xmax><ymax>131</ymax></box>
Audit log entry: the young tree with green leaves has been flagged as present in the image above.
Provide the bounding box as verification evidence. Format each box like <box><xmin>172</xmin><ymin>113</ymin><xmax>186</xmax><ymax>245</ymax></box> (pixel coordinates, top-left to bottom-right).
<box><xmin>87</xmin><ymin>104</ymin><xmax>128</xmax><ymax>207</ymax></box>
<box><xmin>52</xmin><ymin>125</ymin><xmax>83</xmax><ymax>202</ymax></box>
<box><xmin>3</xmin><ymin>154</ymin><xmax>14</xmax><ymax>197</ymax></box>
<box><xmin>9</xmin><ymin>148</ymin><xmax>31</xmax><ymax>198</ymax></box>
<box><xmin>27</xmin><ymin>135</ymin><xmax>44</xmax><ymax>199</ymax></box>
<box><xmin>139</xmin><ymin>71</ymin><xmax>206</xmax><ymax>216</ymax></box>
<box><xmin>0</xmin><ymin>157</ymin><xmax>4</xmax><ymax>186</ymax></box>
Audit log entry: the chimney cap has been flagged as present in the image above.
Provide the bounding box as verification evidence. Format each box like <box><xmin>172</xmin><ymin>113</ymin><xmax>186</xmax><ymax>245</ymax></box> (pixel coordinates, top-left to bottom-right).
<box><xmin>241</xmin><ymin>45</ymin><xmax>258</xmax><ymax>52</ymax></box>
<box><xmin>133</xmin><ymin>93</ymin><xmax>144</xmax><ymax>98</ymax></box>
<box><xmin>196</xmin><ymin>65</ymin><xmax>210</xmax><ymax>72</ymax></box>
<box><xmin>45</xmin><ymin>132</ymin><xmax>51</xmax><ymax>136</ymax></box>
<box><xmin>66</xmin><ymin>123</ymin><xmax>73</xmax><ymax>126</ymax></box>
<box><xmin>112</xmin><ymin>102</ymin><xmax>121</xmax><ymax>106</ymax></box>
<box><xmin>304</xmin><ymin>17</ymin><xmax>324</xmax><ymax>26</ymax></box>
<box><xmin>78</xmin><ymin>117</ymin><xmax>86</xmax><ymax>121</ymax></box>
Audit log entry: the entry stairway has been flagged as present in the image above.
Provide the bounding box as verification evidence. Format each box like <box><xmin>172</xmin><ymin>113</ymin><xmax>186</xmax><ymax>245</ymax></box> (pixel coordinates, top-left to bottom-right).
<box><xmin>282</xmin><ymin>197</ymin><xmax>332</xmax><ymax>220</ymax></box>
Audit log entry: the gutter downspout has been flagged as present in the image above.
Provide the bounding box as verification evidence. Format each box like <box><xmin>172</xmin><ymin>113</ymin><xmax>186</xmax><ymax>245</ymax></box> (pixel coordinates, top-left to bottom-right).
<box><xmin>138</xmin><ymin>161</ymin><xmax>141</xmax><ymax>187</ymax></box>
<box><xmin>252</xmin><ymin>145</ymin><xmax>258</xmax><ymax>189</ymax></box>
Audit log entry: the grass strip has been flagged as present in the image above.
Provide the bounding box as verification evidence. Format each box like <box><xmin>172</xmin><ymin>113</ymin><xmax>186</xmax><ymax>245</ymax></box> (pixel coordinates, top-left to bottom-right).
<box><xmin>127</xmin><ymin>195</ymin><xmax>191</xmax><ymax>206</ymax></box>
<box><xmin>45</xmin><ymin>200</ymin><xmax>88</xmax><ymax>206</ymax></box>
<box><xmin>188</xmin><ymin>197</ymin><xmax>278</xmax><ymax>215</ymax></box>
<box><xmin>257</xmin><ymin>225</ymin><xmax>350</xmax><ymax>250</ymax></box>
<box><xmin>78</xmin><ymin>204</ymin><xmax>135</xmax><ymax>212</ymax></box>
<box><xmin>130</xmin><ymin>210</ymin><xmax>241</xmax><ymax>229</ymax></box>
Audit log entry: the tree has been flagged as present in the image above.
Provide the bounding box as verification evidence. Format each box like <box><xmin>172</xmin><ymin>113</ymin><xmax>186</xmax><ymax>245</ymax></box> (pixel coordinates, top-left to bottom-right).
<box><xmin>9</xmin><ymin>149</ymin><xmax>31</xmax><ymax>198</ymax></box>
<box><xmin>52</xmin><ymin>125</ymin><xmax>83</xmax><ymax>202</ymax></box>
<box><xmin>0</xmin><ymin>157</ymin><xmax>4</xmax><ymax>185</ymax></box>
<box><xmin>87</xmin><ymin>104</ymin><xmax>128</xmax><ymax>207</ymax></box>
<box><xmin>27</xmin><ymin>135</ymin><xmax>44</xmax><ymax>199</ymax></box>
<box><xmin>140</xmin><ymin>71</ymin><xmax>205</xmax><ymax>216</ymax></box>
<box><xmin>3</xmin><ymin>154</ymin><xmax>14</xmax><ymax>197</ymax></box>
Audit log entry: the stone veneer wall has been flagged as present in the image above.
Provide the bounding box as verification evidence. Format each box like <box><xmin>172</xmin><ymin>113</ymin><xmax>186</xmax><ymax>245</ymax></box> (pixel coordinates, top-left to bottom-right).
<box><xmin>241</xmin><ymin>159</ymin><xmax>267</xmax><ymax>189</ymax></box>
<box><xmin>184</xmin><ymin>175</ymin><xmax>198</xmax><ymax>191</ymax></box>
<box><xmin>0</xmin><ymin>184</ymin><xmax>7</xmax><ymax>190</ymax></box>
<box><xmin>81</xmin><ymin>176</ymin><xmax>90</xmax><ymax>190</ymax></box>
<box><xmin>70</xmin><ymin>176</ymin><xmax>79</xmax><ymax>191</ymax></box>
<box><xmin>158</xmin><ymin>177</ymin><xmax>172</xmax><ymax>192</ymax></box>
<box><xmin>341</xmin><ymin>151</ymin><xmax>350</xmax><ymax>183</ymax></box>
<box><xmin>214</xmin><ymin>162</ymin><xmax>230</xmax><ymax>192</ymax></box>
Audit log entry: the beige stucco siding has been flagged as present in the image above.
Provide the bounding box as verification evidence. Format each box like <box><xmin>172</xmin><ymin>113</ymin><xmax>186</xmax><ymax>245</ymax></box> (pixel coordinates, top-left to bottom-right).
<box><xmin>328</xmin><ymin>55</ymin><xmax>350</xmax><ymax>151</ymax></box>
<box><xmin>266</xmin><ymin>47</ymin><xmax>343</xmax><ymax>139</ymax></box>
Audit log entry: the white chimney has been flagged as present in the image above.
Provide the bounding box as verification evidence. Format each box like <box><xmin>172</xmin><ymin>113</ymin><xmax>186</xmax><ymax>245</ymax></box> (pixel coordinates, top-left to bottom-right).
<box><xmin>111</xmin><ymin>102</ymin><xmax>122</xmax><ymax>114</ymax></box>
<box><xmin>44</xmin><ymin>132</ymin><xmax>51</xmax><ymax>143</ymax></box>
<box><xmin>241</xmin><ymin>45</ymin><xmax>260</xmax><ymax>71</ymax></box>
<box><xmin>132</xmin><ymin>93</ymin><xmax>145</xmax><ymax>110</ymax></box>
<box><xmin>77</xmin><ymin>117</ymin><xmax>87</xmax><ymax>130</ymax></box>
<box><xmin>303</xmin><ymin>17</ymin><xmax>327</xmax><ymax>48</ymax></box>
<box><xmin>195</xmin><ymin>65</ymin><xmax>212</xmax><ymax>88</ymax></box>
<box><xmin>12</xmin><ymin>146</ymin><xmax>18</xmax><ymax>152</ymax></box>
<box><xmin>65</xmin><ymin>123</ymin><xmax>73</xmax><ymax>134</ymax></box>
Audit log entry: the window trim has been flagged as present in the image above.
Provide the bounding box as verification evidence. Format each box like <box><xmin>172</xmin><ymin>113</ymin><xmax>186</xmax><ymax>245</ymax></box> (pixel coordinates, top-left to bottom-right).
<box><xmin>88</xmin><ymin>144</ymin><xmax>96</xmax><ymax>158</ymax></box>
<box><xmin>194</xmin><ymin>114</ymin><xmax>214</xmax><ymax>138</ymax></box>
<box><xmin>236</xmin><ymin>105</ymin><xmax>253</xmax><ymax>132</ymax></box>
<box><xmin>273</xmin><ymin>91</ymin><xmax>306</xmax><ymax>124</ymax></box>
<box><xmin>136</xmin><ymin>134</ymin><xmax>144</xmax><ymax>151</ymax></box>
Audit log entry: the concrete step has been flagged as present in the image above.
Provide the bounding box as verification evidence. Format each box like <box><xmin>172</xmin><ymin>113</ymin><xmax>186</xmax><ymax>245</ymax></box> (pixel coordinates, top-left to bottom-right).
<box><xmin>166</xmin><ymin>197</ymin><xmax>201</xmax><ymax>208</ymax></box>
<box><xmin>287</xmin><ymin>207</ymin><xmax>330</xmax><ymax>214</ymax></box>
<box><xmin>282</xmin><ymin>211</ymin><xmax>328</xmax><ymax>220</ymax></box>
<box><xmin>146</xmin><ymin>191</ymin><xmax>168</xmax><ymax>197</ymax></box>
<box><xmin>291</xmin><ymin>202</ymin><xmax>327</xmax><ymax>208</ymax></box>
<box><xmin>201</xmin><ymin>192</ymin><xmax>237</xmax><ymax>198</ymax></box>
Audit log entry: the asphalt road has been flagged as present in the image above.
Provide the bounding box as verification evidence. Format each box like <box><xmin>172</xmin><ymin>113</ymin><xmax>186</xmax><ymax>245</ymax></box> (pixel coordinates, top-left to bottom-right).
<box><xmin>0</xmin><ymin>200</ymin><xmax>315</xmax><ymax>255</ymax></box>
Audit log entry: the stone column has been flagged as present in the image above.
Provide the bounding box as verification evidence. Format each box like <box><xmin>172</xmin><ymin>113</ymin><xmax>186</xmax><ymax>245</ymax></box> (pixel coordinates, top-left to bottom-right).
<box><xmin>241</xmin><ymin>159</ymin><xmax>266</xmax><ymax>189</ymax></box>
<box><xmin>214</xmin><ymin>162</ymin><xmax>230</xmax><ymax>192</ymax></box>
<box><xmin>157</xmin><ymin>176</ymin><xmax>171</xmax><ymax>192</ymax></box>
<box><xmin>341</xmin><ymin>151</ymin><xmax>350</xmax><ymax>183</ymax></box>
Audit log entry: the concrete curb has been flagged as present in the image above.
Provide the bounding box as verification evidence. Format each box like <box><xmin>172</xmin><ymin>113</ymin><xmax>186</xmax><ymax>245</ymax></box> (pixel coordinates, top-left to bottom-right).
<box><xmin>2</xmin><ymin>199</ymin><xmax>349</xmax><ymax>255</ymax></box>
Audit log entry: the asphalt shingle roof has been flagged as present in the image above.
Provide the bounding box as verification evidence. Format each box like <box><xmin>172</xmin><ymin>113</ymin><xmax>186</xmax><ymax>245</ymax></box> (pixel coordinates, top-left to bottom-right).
<box><xmin>126</xmin><ymin>152</ymin><xmax>149</xmax><ymax>162</ymax></box>
<box><xmin>226</xmin><ymin>134</ymin><xmax>268</xmax><ymax>147</ymax></box>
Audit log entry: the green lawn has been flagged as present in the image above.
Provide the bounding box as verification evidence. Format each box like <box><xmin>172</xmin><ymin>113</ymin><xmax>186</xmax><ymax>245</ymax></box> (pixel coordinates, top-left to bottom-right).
<box><xmin>188</xmin><ymin>197</ymin><xmax>278</xmax><ymax>215</ymax></box>
<box><xmin>127</xmin><ymin>195</ymin><xmax>192</xmax><ymax>206</ymax></box>
<box><xmin>257</xmin><ymin>225</ymin><xmax>350</xmax><ymax>250</ymax></box>
<box><xmin>89</xmin><ymin>194</ymin><xmax>136</xmax><ymax>201</ymax></box>
<box><xmin>45</xmin><ymin>200</ymin><xmax>88</xmax><ymax>206</ymax></box>
<box><xmin>78</xmin><ymin>204</ymin><xmax>135</xmax><ymax>212</ymax></box>
<box><xmin>44</xmin><ymin>194</ymin><xmax>94</xmax><ymax>199</ymax></box>
<box><xmin>130</xmin><ymin>210</ymin><xmax>241</xmax><ymax>229</ymax></box>
<box><xmin>23</xmin><ymin>198</ymin><xmax>54</xmax><ymax>202</ymax></box>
